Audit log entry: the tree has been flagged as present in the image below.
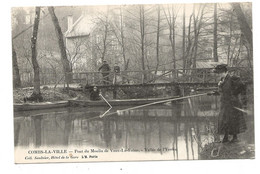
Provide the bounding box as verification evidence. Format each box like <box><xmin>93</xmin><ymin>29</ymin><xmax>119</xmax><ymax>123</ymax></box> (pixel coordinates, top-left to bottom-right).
<box><xmin>96</xmin><ymin>11</ymin><xmax>110</xmax><ymax>62</ymax></box>
<box><xmin>231</xmin><ymin>3</ymin><xmax>252</xmax><ymax>68</ymax></box>
<box><xmin>139</xmin><ymin>5</ymin><xmax>146</xmax><ymax>80</ymax></box>
<box><xmin>213</xmin><ymin>3</ymin><xmax>218</xmax><ymax>62</ymax></box>
<box><xmin>192</xmin><ymin>4</ymin><xmax>206</xmax><ymax>68</ymax></box>
<box><xmin>182</xmin><ymin>4</ymin><xmax>186</xmax><ymax>72</ymax></box>
<box><xmin>155</xmin><ymin>5</ymin><xmax>161</xmax><ymax>75</ymax></box>
<box><xmin>48</xmin><ymin>6</ymin><xmax>72</xmax><ymax>87</ymax></box>
<box><xmin>231</xmin><ymin>3</ymin><xmax>252</xmax><ymax>49</ymax></box>
<box><xmin>66</xmin><ymin>38</ymin><xmax>88</xmax><ymax>71</ymax></box>
<box><xmin>111</xmin><ymin>6</ymin><xmax>129</xmax><ymax>71</ymax></box>
<box><xmin>30</xmin><ymin>7</ymin><xmax>42</xmax><ymax>100</ymax></box>
<box><xmin>12</xmin><ymin>44</ymin><xmax>21</xmax><ymax>88</ymax></box>
<box><xmin>163</xmin><ymin>4</ymin><xmax>178</xmax><ymax>78</ymax></box>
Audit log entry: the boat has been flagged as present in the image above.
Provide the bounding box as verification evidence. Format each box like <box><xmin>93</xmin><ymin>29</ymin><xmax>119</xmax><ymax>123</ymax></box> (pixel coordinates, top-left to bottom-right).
<box><xmin>68</xmin><ymin>96</ymin><xmax>179</xmax><ymax>107</ymax></box>
<box><xmin>14</xmin><ymin>100</ymin><xmax>69</xmax><ymax>112</ymax></box>
<box><xmin>14</xmin><ymin>96</ymin><xmax>179</xmax><ymax>112</ymax></box>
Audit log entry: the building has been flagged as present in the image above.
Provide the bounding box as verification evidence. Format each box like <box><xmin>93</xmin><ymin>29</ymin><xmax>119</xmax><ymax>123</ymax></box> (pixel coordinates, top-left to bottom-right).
<box><xmin>65</xmin><ymin>11</ymin><xmax>121</xmax><ymax>73</ymax></box>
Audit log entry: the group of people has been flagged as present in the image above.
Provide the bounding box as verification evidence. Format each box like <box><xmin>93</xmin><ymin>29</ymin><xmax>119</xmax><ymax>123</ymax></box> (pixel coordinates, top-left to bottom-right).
<box><xmin>98</xmin><ymin>60</ymin><xmax>120</xmax><ymax>85</ymax></box>
<box><xmin>89</xmin><ymin>60</ymin><xmax>121</xmax><ymax>101</ymax></box>
<box><xmin>91</xmin><ymin>62</ymin><xmax>248</xmax><ymax>143</ymax></box>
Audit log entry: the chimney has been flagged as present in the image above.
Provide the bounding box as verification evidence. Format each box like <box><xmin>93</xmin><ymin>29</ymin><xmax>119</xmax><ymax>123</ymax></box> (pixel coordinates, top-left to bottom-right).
<box><xmin>67</xmin><ymin>15</ymin><xmax>73</xmax><ymax>31</ymax></box>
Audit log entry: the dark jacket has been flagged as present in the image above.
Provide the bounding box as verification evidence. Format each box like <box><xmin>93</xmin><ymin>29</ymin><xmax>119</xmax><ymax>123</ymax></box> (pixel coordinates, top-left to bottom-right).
<box><xmin>90</xmin><ymin>90</ymin><xmax>101</xmax><ymax>101</ymax></box>
<box><xmin>217</xmin><ymin>74</ymin><xmax>247</xmax><ymax>135</ymax></box>
<box><xmin>98</xmin><ymin>63</ymin><xmax>110</xmax><ymax>74</ymax></box>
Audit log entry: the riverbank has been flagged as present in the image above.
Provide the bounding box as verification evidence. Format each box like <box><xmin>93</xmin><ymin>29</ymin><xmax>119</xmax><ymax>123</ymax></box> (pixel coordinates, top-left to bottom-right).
<box><xmin>13</xmin><ymin>84</ymin><xmax>173</xmax><ymax>104</ymax></box>
<box><xmin>13</xmin><ymin>86</ymin><xmax>87</xmax><ymax>103</ymax></box>
<box><xmin>199</xmin><ymin>141</ymin><xmax>255</xmax><ymax>160</ymax></box>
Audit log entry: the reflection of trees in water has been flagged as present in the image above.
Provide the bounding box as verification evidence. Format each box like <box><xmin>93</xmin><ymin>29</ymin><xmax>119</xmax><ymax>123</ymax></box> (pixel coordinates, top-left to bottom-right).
<box><xmin>14</xmin><ymin>119</ymin><xmax>21</xmax><ymax>147</ymax></box>
<box><xmin>103</xmin><ymin>118</ymin><xmax>112</xmax><ymax>148</ymax></box>
<box><xmin>14</xmin><ymin>96</ymin><xmax>219</xmax><ymax>160</ymax></box>
<box><xmin>33</xmin><ymin>115</ymin><xmax>42</xmax><ymax>147</ymax></box>
<box><xmin>63</xmin><ymin>115</ymin><xmax>72</xmax><ymax>146</ymax></box>
<box><xmin>14</xmin><ymin>117</ymin><xmax>35</xmax><ymax>147</ymax></box>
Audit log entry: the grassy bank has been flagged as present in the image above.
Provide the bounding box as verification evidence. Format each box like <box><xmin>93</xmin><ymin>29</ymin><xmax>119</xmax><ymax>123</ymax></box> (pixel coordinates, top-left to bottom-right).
<box><xmin>13</xmin><ymin>86</ymin><xmax>87</xmax><ymax>103</ymax></box>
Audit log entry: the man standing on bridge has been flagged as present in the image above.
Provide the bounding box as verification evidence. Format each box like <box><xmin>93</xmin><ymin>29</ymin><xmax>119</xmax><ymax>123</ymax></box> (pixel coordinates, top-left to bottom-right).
<box><xmin>98</xmin><ymin>60</ymin><xmax>111</xmax><ymax>85</ymax></box>
<box><xmin>208</xmin><ymin>64</ymin><xmax>247</xmax><ymax>143</ymax></box>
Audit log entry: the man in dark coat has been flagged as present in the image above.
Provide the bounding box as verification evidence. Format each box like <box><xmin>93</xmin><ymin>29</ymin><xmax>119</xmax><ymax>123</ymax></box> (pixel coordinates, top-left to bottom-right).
<box><xmin>90</xmin><ymin>86</ymin><xmax>101</xmax><ymax>101</ymax></box>
<box><xmin>98</xmin><ymin>60</ymin><xmax>111</xmax><ymax>85</ymax></box>
<box><xmin>209</xmin><ymin>64</ymin><xmax>247</xmax><ymax>143</ymax></box>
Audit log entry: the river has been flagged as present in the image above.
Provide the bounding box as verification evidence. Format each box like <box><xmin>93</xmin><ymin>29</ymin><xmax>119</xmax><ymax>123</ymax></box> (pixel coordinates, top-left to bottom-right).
<box><xmin>13</xmin><ymin>95</ymin><xmax>254</xmax><ymax>161</ymax></box>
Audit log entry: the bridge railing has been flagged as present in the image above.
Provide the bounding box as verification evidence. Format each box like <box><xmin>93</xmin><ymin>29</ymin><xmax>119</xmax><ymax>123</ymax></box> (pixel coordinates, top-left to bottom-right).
<box><xmin>69</xmin><ymin>67</ymin><xmax>251</xmax><ymax>86</ymax></box>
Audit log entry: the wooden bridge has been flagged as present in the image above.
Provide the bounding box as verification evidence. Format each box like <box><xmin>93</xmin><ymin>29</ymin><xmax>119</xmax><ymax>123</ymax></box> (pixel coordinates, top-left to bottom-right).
<box><xmin>70</xmin><ymin>67</ymin><xmax>250</xmax><ymax>87</ymax></box>
<box><xmin>67</xmin><ymin>67</ymin><xmax>251</xmax><ymax>99</ymax></box>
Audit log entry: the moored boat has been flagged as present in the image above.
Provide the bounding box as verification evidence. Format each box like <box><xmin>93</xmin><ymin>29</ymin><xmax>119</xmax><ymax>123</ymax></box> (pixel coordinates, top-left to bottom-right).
<box><xmin>14</xmin><ymin>101</ymin><xmax>69</xmax><ymax>112</ymax></box>
<box><xmin>68</xmin><ymin>96</ymin><xmax>179</xmax><ymax>107</ymax></box>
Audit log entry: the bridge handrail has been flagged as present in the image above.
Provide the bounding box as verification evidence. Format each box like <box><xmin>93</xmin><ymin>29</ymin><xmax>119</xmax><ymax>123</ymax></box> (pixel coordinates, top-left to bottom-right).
<box><xmin>68</xmin><ymin>66</ymin><xmax>249</xmax><ymax>74</ymax></box>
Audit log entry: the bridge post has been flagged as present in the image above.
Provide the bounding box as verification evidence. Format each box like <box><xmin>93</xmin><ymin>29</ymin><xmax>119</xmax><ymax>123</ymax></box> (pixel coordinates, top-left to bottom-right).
<box><xmin>113</xmin><ymin>72</ymin><xmax>117</xmax><ymax>99</ymax></box>
<box><xmin>113</xmin><ymin>87</ymin><xmax>117</xmax><ymax>99</ymax></box>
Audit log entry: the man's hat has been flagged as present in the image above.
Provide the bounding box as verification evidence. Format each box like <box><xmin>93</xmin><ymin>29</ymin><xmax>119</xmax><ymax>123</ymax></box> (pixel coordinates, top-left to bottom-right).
<box><xmin>213</xmin><ymin>64</ymin><xmax>228</xmax><ymax>73</ymax></box>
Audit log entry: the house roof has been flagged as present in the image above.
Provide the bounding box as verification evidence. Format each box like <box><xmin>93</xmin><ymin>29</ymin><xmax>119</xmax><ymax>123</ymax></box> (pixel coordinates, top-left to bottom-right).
<box><xmin>65</xmin><ymin>14</ymin><xmax>96</xmax><ymax>38</ymax></box>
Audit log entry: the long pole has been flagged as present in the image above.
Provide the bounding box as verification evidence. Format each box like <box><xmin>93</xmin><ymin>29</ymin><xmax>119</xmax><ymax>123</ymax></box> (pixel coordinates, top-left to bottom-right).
<box><xmin>85</xmin><ymin>93</ymin><xmax>208</xmax><ymax>121</ymax></box>
<box><xmin>116</xmin><ymin>93</ymin><xmax>208</xmax><ymax>114</ymax></box>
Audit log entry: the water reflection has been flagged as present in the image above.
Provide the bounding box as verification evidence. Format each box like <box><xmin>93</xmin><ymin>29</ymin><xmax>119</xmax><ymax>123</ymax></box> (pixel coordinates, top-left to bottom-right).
<box><xmin>13</xmin><ymin>95</ymin><xmax>254</xmax><ymax>160</ymax></box>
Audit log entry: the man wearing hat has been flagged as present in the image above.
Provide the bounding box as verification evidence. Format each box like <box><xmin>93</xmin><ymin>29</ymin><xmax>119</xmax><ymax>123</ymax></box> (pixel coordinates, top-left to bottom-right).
<box><xmin>90</xmin><ymin>86</ymin><xmax>101</xmax><ymax>101</ymax></box>
<box><xmin>98</xmin><ymin>60</ymin><xmax>111</xmax><ymax>85</ymax></box>
<box><xmin>209</xmin><ymin>64</ymin><xmax>247</xmax><ymax>143</ymax></box>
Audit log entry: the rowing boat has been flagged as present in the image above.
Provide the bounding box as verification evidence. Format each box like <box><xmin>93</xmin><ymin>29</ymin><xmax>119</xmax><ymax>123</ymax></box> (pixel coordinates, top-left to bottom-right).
<box><xmin>14</xmin><ymin>96</ymin><xmax>179</xmax><ymax>111</ymax></box>
<box><xmin>68</xmin><ymin>96</ymin><xmax>179</xmax><ymax>107</ymax></box>
<box><xmin>14</xmin><ymin>101</ymin><xmax>69</xmax><ymax>112</ymax></box>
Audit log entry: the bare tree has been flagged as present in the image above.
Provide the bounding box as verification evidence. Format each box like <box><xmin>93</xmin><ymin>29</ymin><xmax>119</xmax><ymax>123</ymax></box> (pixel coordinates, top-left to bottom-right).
<box><xmin>12</xmin><ymin>44</ymin><xmax>21</xmax><ymax>88</ymax></box>
<box><xmin>188</xmin><ymin>4</ymin><xmax>206</xmax><ymax>69</ymax></box>
<box><xmin>231</xmin><ymin>3</ymin><xmax>252</xmax><ymax>68</ymax></box>
<box><xmin>111</xmin><ymin>6</ymin><xmax>129</xmax><ymax>70</ymax></box>
<box><xmin>182</xmin><ymin>4</ymin><xmax>186</xmax><ymax>72</ymax></box>
<box><xmin>48</xmin><ymin>6</ymin><xmax>72</xmax><ymax>87</ymax></box>
<box><xmin>213</xmin><ymin>3</ymin><xmax>218</xmax><ymax>62</ymax></box>
<box><xmin>155</xmin><ymin>5</ymin><xmax>161</xmax><ymax>75</ymax></box>
<box><xmin>91</xmin><ymin>9</ymin><xmax>114</xmax><ymax>65</ymax></box>
<box><xmin>163</xmin><ymin>4</ymin><xmax>179</xmax><ymax>78</ymax></box>
<box><xmin>30</xmin><ymin>7</ymin><xmax>41</xmax><ymax>99</ymax></box>
<box><xmin>139</xmin><ymin>5</ymin><xmax>146</xmax><ymax>80</ymax></box>
<box><xmin>66</xmin><ymin>38</ymin><xmax>88</xmax><ymax>70</ymax></box>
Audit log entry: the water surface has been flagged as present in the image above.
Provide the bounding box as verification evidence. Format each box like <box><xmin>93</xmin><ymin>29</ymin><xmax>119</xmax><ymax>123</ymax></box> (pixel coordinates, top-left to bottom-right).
<box><xmin>14</xmin><ymin>95</ymin><xmax>254</xmax><ymax>161</ymax></box>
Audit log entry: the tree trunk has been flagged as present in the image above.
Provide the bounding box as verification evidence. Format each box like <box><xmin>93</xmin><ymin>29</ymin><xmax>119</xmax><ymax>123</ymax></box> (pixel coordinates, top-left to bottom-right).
<box><xmin>48</xmin><ymin>7</ymin><xmax>72</xmax><ymax>87</ymax></box>
<box><xmin>155</xmin><ymin>5</ymin><xmax>160</xmax><ymax>75</ymax></box>
<box><xmin>139</xmin><ymin>5</ymin><xmax>146</xmax><ymax>81</ymax></box>
<box><xmin>163</xmin><ymin>5</ymin><xmax>177</xmax><ymax>78</ymax></box>
<box><xmin>12</xmin><ymin>44</ymin><xmax>21</xmax><ymax>88</ymax></box>
<box><xmin>170</xmin><ymin>6</ymin><xmax>176</xmax><ymax>78</ymax></box>
<box><xmin>231</xmin><ymin>3</ymin><xmax>252</xmax><ymax>49</ymax></box>
<box><xmin>101</xmin><ymin>22</ymin><xmax>108</xmax><ymax>62</ymax></box>
<box><xmin>227</xmin><ymin>13</ymin><xmax>233</xmax><ymax>65</ymax></box>
<box><xmin>31</xmin><ymin>7</ymin><xmax>41</xmax><ymax>95</ymax></box>
<box><xmin>182</xmin><ymin>4</ymin><xmax>186</xmax><ymax>73</ymax></box>
<box><xmin>231</xmin><ymin>3</ymin><xmax>253</xmax><ymax>68</ymax></box>
<box><xmin>119</xmin><ymin>7</ymin><xmax>128</xmax><ymax>71</ymax></box>
<box><xmin>192</xmin><ymin>6</ymin><xmax>198</xmax><ymax>69</ymax></box>
<box><xmin>192</xmin><ymin>4</ymin><xmax>206</xmax><ymax>69</ymax></box>
<box><xmin>213</xmin><ymin>3</ymin><xmax>218</xmax><ymax>62</ymax></box>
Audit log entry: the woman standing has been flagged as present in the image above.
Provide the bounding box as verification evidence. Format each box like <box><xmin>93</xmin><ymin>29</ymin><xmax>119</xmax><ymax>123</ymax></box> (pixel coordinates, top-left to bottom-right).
<box><xmin>209</xmin><ymin>64</ymin><xmax>247</xmax><ymax>143</ymax></box>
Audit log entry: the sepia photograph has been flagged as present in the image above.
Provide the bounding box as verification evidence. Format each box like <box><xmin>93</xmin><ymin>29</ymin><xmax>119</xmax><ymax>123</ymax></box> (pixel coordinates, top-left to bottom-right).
<box><xmin>9</xmin><ymin>0</ymin><xmax>255</xmax><ymax>166</ymax></box>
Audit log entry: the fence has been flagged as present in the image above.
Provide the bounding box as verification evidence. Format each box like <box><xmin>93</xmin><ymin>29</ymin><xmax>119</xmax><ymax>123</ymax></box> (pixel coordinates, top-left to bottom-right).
<box><xmin>70</xmin><ymin>67</ymin><xmax>250</xmax><ymax>86</ymax></box>
<box><xmin>18</xmin><ymin>67</ymin><xmax>251</xmax><ymax>87</ymax></box>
